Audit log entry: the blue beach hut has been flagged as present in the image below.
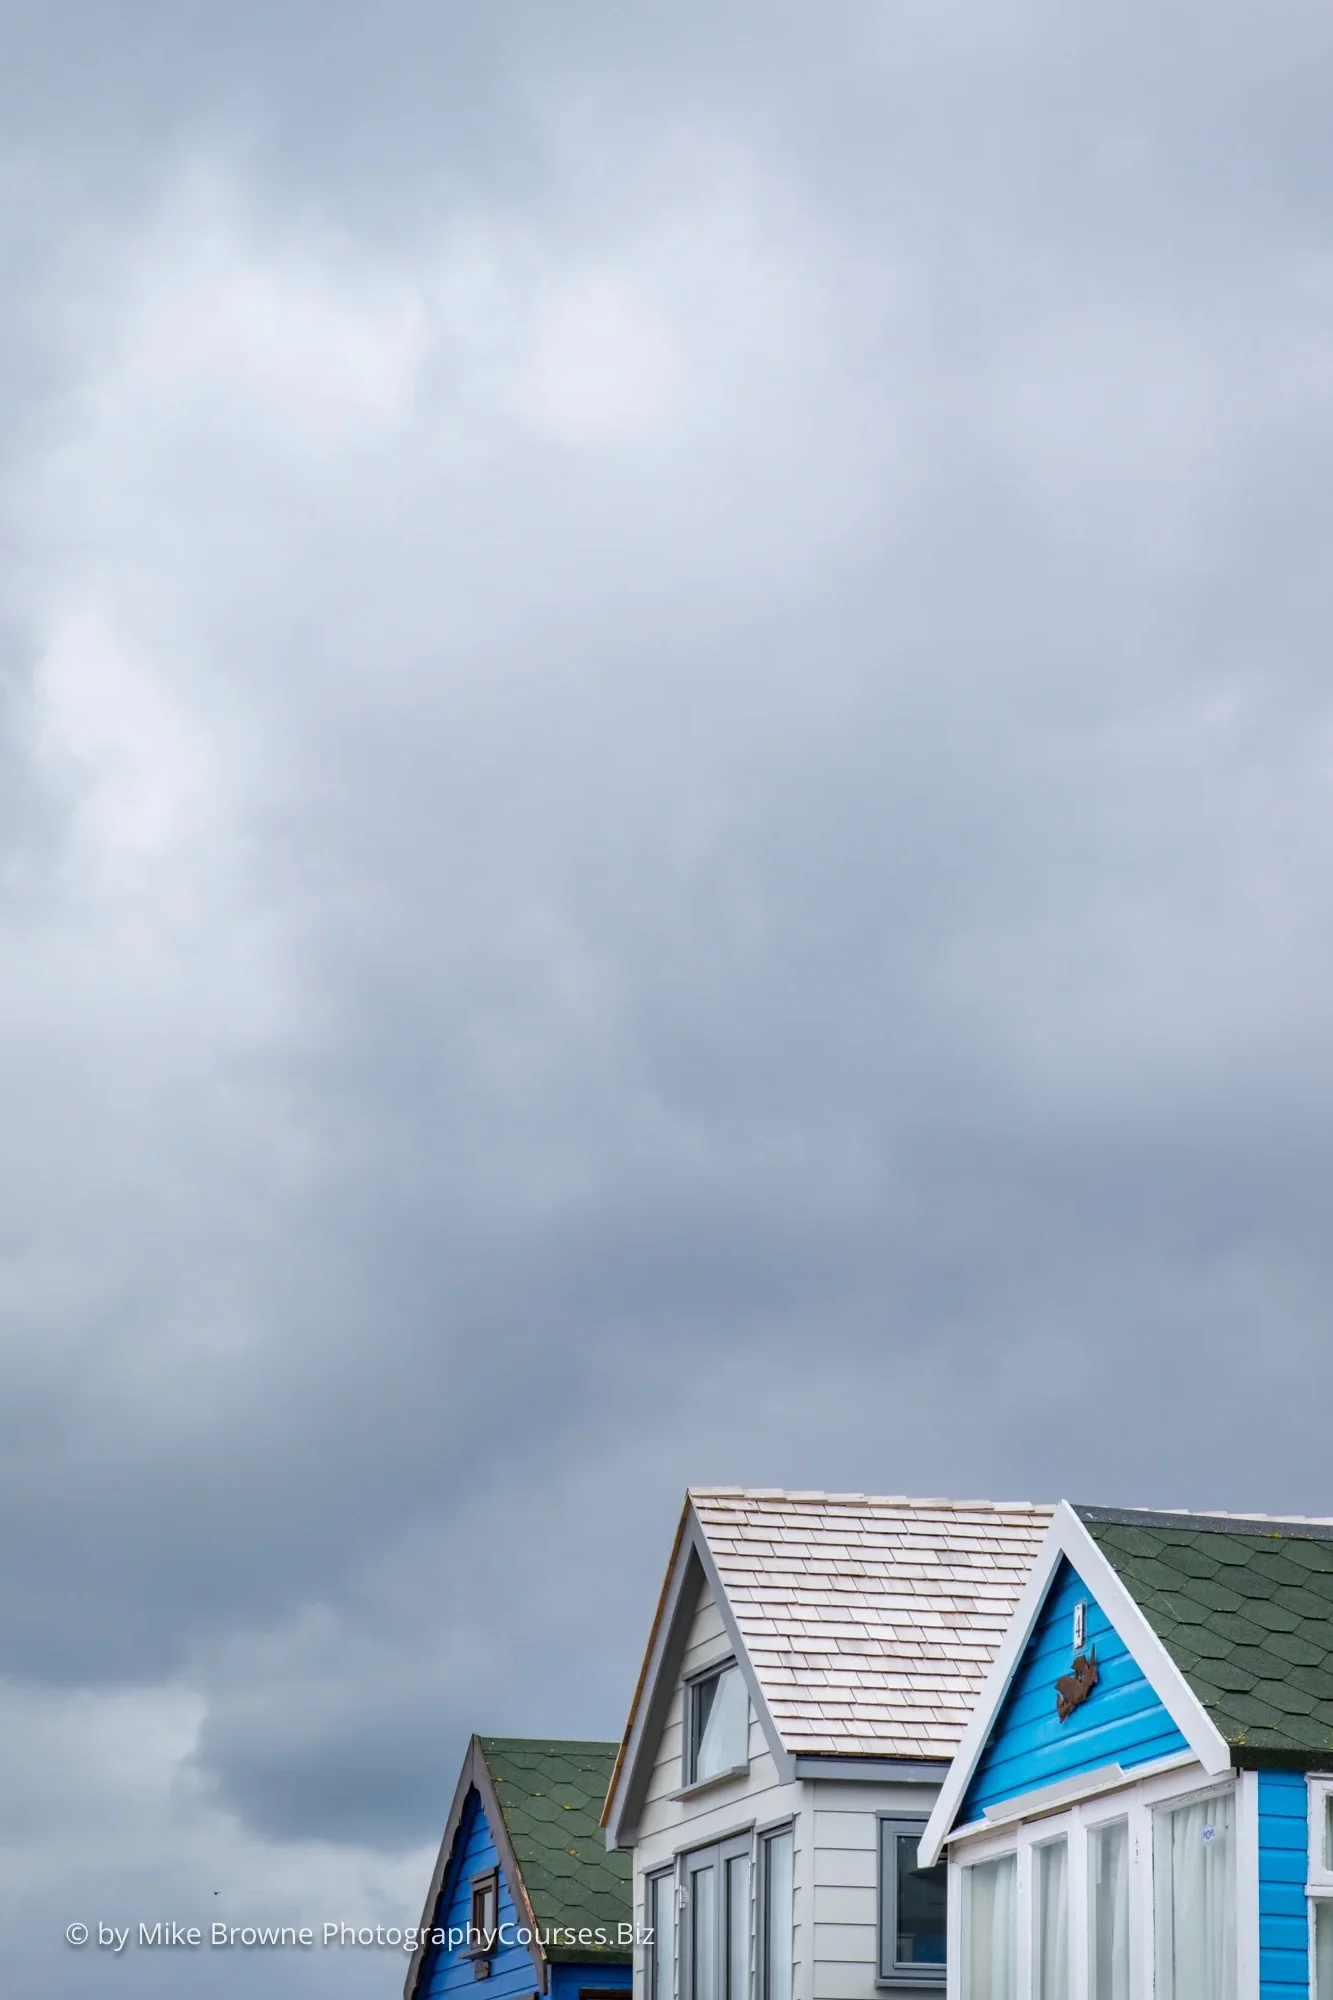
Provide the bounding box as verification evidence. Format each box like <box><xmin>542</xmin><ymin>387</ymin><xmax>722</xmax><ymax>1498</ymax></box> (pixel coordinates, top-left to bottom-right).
<box><xmin>920</xmin><ymin>1502</ymin><xmax>1333</xmax><ymax>2000</ymax></box>
<box><xmin>406</xmin><ymin>1736</ymin><xmax>633</xmax><ymax>2000</ymax></box>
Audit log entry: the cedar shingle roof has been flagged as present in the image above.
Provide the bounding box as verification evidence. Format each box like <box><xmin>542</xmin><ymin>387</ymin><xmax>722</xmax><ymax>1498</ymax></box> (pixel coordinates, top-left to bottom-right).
<box><xmin>692</xmin><ymin>1488</ymin><xmax>1053</xmax><ymax>1760</ymax></box>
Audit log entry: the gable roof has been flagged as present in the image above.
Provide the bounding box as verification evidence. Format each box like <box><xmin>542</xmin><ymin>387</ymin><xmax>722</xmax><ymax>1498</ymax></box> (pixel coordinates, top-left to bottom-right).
<box><xmin>603</xmin><ymin>1487</ymin><xmax>1053</xmax><ymax>1844</ymax></box>
<box><xmin>482</xmin><ymin>1737</ymin><xmax>631</xmax><ymax>1949</ymax></box>
<box><xmin>406</xmin><ymin>1736</ymin><xmax>631</xmax><ymax>2000</ymax></box>
<box><xmin>1079</xmin><ymin>1504</ymin><xmax>1333</xmax><ymax>1760</ymax></box>
<box><xmin>921</xmin><ymin>1499</ymin><xmax>1333</xmax><ymax>1865</ymax></box>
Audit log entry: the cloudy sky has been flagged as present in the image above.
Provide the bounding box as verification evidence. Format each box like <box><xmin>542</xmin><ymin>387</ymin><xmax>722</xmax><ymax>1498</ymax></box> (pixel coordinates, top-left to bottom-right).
<box><xmin>4</xmin><ymin>0</ymin><xmax>1333</xmax><ymax>1990</ymax></box>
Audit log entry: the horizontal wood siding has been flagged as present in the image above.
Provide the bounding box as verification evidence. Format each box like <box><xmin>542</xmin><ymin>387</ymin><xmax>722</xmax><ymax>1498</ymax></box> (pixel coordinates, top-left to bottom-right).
<box><xmin>810</xmin><ymin>1802</ymin><xmax>878</xmax><ymax>2000</ymax></box>
<box><xmin>809</xmin><ymin>1782</ymin><xmax>943</xmax><ymax>2000</ymax></box>
<box><xmin>1259</xmin><ymin>1768</ymin><xmax>1309</xmax><ymax>2000</ymax></box>
<box><xmin>423</xmin><ymin>1791</ymin><xmax>539</xmax><ymax>2000</ymax></box>
<box><xmin>550</xmin><ymin>1962</ymin><xmax>633</xmax><ymax>2000</ymax></box>
<box><xmin>962</xmin><ymin>1559</ymin><xmax>1188</xmax><ymax>1822</ymax></box>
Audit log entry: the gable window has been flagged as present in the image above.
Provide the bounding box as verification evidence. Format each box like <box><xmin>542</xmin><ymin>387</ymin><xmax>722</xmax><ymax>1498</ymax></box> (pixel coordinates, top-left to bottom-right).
<box><xmin>468</xmin><ymin>1867</ymin><xmax>499</xmax><ymax>1976</ymax></box>
<box><xmin>759</xmin><ymin>1826</ymin><xmax>793</xmax><ymax>2000</ymax></box>
<box><xmin>878</xmin><ymin>1818</ymin><xmax>946</xmax><ymax>1986</ymax></box>
<box><xmin>686</xmin><ymin>1661</ymin><xmax>749</xmax><ymax>1786</ymax></box>
<box><xmin>1153</xmin><ymin>1790</ymin><xmax>1235</xmax><ymax>2000</ymax></box>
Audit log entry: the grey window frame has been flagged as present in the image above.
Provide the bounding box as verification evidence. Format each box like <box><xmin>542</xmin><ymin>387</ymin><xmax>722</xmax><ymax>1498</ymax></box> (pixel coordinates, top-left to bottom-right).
<box><xmin>680</xmin><ymin>1831</ymin><xmax>752</xmax><ymax>2000</ymax></box>
<box><xmin>682</xmin><ymin>1658</ymin><xmax>749</xmax><ymax>1789</ymax></box>
<box><xmin>467</xmin><ymin>1866</ymin><xmax>500</xmax><ymax>1979</ymax></box>
<box><xmin>877</xmin><ymin>1816</ymin><xmax>947</xmax><ymax>1988</ymax></box>
<box><xmin>757</xmin><ymin>1823</ymin><xmax>795</xmax><ymax>2000</ymax></box>
<box><xmin>646</xmin><ymin>1864</ymin><xmax>676</xmax><ymax>2000</ymax></box>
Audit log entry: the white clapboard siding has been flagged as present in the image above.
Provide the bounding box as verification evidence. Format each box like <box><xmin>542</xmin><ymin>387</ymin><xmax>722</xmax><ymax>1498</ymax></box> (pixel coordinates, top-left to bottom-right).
<box><xmin>813</xmin><ymin>1846</ymin><xmax>877</xmax><ymax>1888</ymax></box>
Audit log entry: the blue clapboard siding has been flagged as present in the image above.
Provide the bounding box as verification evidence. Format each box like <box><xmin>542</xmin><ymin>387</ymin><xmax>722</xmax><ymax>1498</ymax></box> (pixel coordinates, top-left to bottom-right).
<box><xmin>962</xmin><ymin>1559</ymin><xmax>1189</xmax><ymax>1822</ymax></box>
<box><xmin>423</xmin><ymin>1791</ymin><xmax>541</xmax><ymax>2000</ymax></box>
<box><xmin>550</xmin><ymin>1964</ymin><xmax>632</xmax><ymax>2000</ymax></box>
<box><xmin>1259</xmin><ymin>1769</ymin><xmax>1310</xmax><ymax>2000</ymax></box>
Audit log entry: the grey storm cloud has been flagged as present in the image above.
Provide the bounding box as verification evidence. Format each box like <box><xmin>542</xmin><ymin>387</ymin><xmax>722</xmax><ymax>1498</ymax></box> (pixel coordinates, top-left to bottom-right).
<box><xmin>4</xmin><ymin>0</ymin><xmax>1333</xmax><ymax>1992</ymax></box>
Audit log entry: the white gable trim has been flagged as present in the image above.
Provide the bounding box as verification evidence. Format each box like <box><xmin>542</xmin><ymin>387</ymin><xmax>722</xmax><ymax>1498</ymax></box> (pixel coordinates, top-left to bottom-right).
<box><xmin>919</xmin><ymin>1500</ymin><xmax>1232</xmax><ymax>1866</ymax></box>
<box><xmin>602</xmin><ymin>1502</ymin><xmax>794</xmax><ymax>1848</ymax></box>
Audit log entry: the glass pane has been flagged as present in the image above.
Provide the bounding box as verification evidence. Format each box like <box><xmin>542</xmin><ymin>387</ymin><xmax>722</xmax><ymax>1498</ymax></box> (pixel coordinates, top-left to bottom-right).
<box><xmin>726</xmin><ymin>1854</ymin><xmax>750</xmax><ymax>2000</ymax></box>
<box><xmin>1034</xmin><ymin>1840</ymin><xmax>1068</xmax><ymax>2000</ymax></box>
<box><xmin>1317</xmin><ymin>1900</ymin><xmax>1333</xmax><ymax>2000</ymax></box>
<box><xmin>1154</xmin><ymin>1792</ymin><xmax>1235</xmax><ymax>2000</ymax></box>
<box><xmin>650</xmin><ymin>1873</ymin><xmax>675</xmax><ymax>2000</ymax></box>
<box><xmin>1325</xmin><ymin>1795</ymin><xmax>1333</xmax><ymax>1873</ymax></box>
<box><xmin>691</xmin><ymin>1864</ymin><xmax>717</xmax><ymax>2000</ymax></box>
<box><xmin>965</xmin><ymin>1854</ymin><xmax>1016</xmax><ymax>2000</ymax></box>
<box><xmin>1090</xmin><ymin>1821</ymin><xmax>1129</xmax><ymax>2000</ymax></box>
<box><xmin>696</xmin><ymin>1666</ymin><xmax>750</xmax><ymax>1782</ymax></box>
<box><xmin>763</xmin><ymin>1831</ymin><xmax>794</xmax><ymax>2000</ymax></box>
<box><xmin>895</xmin><ymin>1833</ymin><xmax>947</xmax><ymax>1967</ymax></box>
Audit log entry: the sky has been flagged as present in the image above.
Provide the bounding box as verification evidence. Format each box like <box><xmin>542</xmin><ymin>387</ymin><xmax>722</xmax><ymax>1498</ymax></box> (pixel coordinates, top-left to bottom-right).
<box><xmin>3</xmin><ymin>0</ymin><xmax>1333</xmax><ymax>1991</ymax></box>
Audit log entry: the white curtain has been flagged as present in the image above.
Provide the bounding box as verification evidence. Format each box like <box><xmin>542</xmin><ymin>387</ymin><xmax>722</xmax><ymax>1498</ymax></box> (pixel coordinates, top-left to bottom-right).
<box><xmin>1090</xmin><ymin>1820</ymin><xmax>1129</xmax><ymax>2000</ymax></box>
<box><xmin>1035</xmin><ymin>1839</ymin><xmax>1068</xmax><ymax>2000</ymax></box>
<box><xmin>966</xmin><ymin>1854</ymin><xmax>1016</xmax><ymax>2000</ymax></box>
<box><xmin>1155</xmin><ymin>1792</ymin><xmax>1235</xmax><ymax>2000</ymax></box>
<box><xmin>1316</xmin><ymin>1901</ymin><xmax>1333</xmax><ymax>2000</ymax></box>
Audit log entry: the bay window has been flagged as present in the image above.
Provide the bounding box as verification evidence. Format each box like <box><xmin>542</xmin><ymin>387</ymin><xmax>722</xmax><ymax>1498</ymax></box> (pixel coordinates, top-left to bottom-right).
<box><xmin>953</xmin><ymin>1779</ymin><xmax>1237</xmax><ymax>2000</ymax></box>
<box><xmin>1152</xmin><ymin>1791</ymin><xmax>1235</xmax><ymax>2000</ymax></box>
<box><xmin>1032</xmin><ymin>1838</ymin><xmax>1067</xmax><ymax>2000</ymax></box>
<box><xmin>1088</xmin><ymin>1820</ymin><xmax>1128</xmax><ymax>2000</ymax></box>
<box><xmin>964</xmin><ymin>1853</ymin><xmax>1016</xmax><ymax>2000</ymax></box>
<box><xmin>1307</xmin><ymin>1776</ymin><xmax>1333</xmax><ymax>2000</ymax></box>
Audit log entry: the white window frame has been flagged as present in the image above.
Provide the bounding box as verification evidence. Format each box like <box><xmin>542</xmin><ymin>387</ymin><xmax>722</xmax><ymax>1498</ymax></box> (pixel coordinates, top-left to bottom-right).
<box><xmin>945</xmin><ymin>1764</ymin><xmax>1249</xmax><ymax>2000</ymax></box>
<box><xmin>1306</xmin><ymin>1774</ymin><xmax>1333</xmax><ymax>2000</ymax></box>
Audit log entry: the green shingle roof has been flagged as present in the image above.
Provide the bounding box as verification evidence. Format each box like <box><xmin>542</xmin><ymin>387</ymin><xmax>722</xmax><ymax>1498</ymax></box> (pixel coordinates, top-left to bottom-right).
<box><xmin>1079</xmin><ymin>1506</ymin><xmax>1333</xmax><ymax>1762</ymax></box>
<box><xmin>480</xmin><ymin>1738</ymin><xmax>631</xmax><ymax>1963</ymax></box>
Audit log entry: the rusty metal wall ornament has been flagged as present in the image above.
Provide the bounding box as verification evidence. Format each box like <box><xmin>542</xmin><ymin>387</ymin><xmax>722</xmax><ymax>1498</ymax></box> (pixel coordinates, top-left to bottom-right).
<box><xmin>1054</xmin><ymin>1647</ymin><xmax>1099</xmax><ymax>1722</ymax></box>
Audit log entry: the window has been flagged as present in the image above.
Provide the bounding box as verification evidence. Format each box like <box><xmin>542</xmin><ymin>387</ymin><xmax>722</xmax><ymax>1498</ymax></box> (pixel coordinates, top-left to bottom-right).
<box><xmin>647</xmin><ymin>1867</ymin><xmax>675</xmax><ymax>2000</ymax></box>
<box><xmin>878</xmin><ymin>1819</ymin><xmax>946</xmax><ymax>1985</ymax></box>
<box><xmin>964</xmin><ymin>1853</ymin><xmax>1016</xmax><ymax>2000</ymax></box>
<box><xmin>760</xmin><ymin>1827</ymin><xmax>794</xmax><ymax>2000</ymax></box>
<box><xmin>1088</xmin><ymin>1819</ymin><xmax>1129</xmax><ymax>2000</ymax></box>
<box><xmin>469</xmin><ymin>1868</ymin><xmax>498</xmax><ymax>1977</ymax></box>
<box><xmin>1317</xmin><ymin>1903</ymin><xmax>1333</xmax><ymax>2000</ymax></box>
<box><xmin>683</xmin><ymin>1835</ymin><xmax>751</xmax><ymax>2000</ymax></box>
<box><xmin>1307</xmin><ymin>1778</ymin><xmax>1333</xmax><ymax>1998</ymax></box>
<box><xmin>687</xmin><ymin>1662</ymin><xmax>750</xmax><ymax>1786</ymax></box>
<box><xmin>1153</xmin><ymin>1789</ymin><xmax>1235</xmax><ymax>2000</ymax></box>
<box><xmin>1032</xmin><ymin>1838</ymin><xmax>1067</xmax><ymax>2000</ymax></box>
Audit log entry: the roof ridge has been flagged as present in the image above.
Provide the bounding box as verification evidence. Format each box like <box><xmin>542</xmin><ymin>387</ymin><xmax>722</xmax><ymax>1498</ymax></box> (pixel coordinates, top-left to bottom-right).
<box><xmin>478</xmin><ymin>1734</ymin><xmax>620</xmax><ymax>1750</ymax></box>
<box><xmin>689</xmin><ymin>1487</ymin><xmax>1053</xmax><ymax>1511</ymax></box>
<box><xmin>1078</xmin><ymin>1502</ymin><xmax>1333</xmax><ymax>1538</ymax></box>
